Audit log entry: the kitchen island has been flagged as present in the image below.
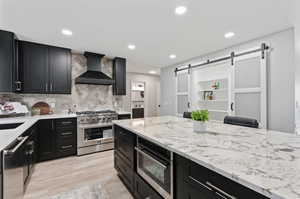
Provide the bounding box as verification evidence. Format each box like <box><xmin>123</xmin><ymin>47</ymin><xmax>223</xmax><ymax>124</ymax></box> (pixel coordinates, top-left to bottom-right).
<box><xmin>113</xmin><ymin>116</ymin><xmax>300</xmax><ymax>199</ymax></box>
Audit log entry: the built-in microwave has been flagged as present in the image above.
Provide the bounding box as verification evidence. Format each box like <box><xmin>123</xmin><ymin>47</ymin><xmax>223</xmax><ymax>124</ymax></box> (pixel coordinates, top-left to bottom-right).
<box><xmin>136</xmin><ymin>137</ymin><xmax>173</xmax><ymax>199</ymax></box>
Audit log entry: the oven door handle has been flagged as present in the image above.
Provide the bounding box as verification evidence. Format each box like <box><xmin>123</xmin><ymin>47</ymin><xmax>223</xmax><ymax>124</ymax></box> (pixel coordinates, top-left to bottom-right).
<box><xmin>135</xmin><ymin>147</ymin><xmax>167</xmax><ymax>169</ymax></box>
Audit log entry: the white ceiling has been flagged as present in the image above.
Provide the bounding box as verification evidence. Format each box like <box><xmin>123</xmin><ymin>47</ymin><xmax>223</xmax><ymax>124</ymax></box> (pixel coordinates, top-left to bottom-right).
<box><xmin>1</xmin><ymin>0</ymin><xmax>293</xmax><ymax>74</ymax></box>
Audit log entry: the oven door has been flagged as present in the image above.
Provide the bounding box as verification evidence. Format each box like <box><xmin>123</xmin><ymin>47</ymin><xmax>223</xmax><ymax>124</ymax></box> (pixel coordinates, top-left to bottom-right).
<box><xmin>78</xmin><ymin>125</ymin><xmax>113</xmax><ymax>147</ymax></box>
<box><xmin>136</xmin><ymin>146</ymin><xmax>171</xmax><ymax>199</ymax></box>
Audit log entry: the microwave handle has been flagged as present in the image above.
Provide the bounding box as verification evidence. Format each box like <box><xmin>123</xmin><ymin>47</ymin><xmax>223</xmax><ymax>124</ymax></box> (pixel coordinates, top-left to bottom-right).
<box><xmin>135</xmin><ymin>147</ymin><xmax>167</xmax><ymax>169</ymax></box>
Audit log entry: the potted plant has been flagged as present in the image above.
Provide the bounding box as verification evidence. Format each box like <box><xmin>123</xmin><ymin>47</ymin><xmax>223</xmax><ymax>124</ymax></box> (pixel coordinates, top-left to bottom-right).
<box><xmin>191</xmin><ymin>110</ymin><xmax>209</xmax><ymax>132</ymax></box>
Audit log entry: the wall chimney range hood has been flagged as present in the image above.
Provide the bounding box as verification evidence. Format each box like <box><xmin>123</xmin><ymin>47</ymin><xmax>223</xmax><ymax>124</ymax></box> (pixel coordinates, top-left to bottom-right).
<box><xmin>75</xmin><ymin>52</ymin><xmax>115</xmax><ymax>85</ymax></box>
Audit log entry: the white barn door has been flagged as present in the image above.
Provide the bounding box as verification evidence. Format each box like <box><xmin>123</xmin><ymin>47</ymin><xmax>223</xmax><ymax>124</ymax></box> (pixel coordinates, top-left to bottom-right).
<box><xmin>231</xmin><ymin>51</ymin><xmax>267</xmax><ymax>128</ymax></box>
<box><xmin>175</xmin><ymin>69</ymin><xmax>190</xmax><ymax>116</ymax></box>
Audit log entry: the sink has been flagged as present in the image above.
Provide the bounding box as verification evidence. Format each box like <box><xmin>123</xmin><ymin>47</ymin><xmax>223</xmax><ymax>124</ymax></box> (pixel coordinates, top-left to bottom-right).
<box><xmin>0</xmin><ymin>123</ymin><xmax>24</xmax><ymax>130</ymax></box>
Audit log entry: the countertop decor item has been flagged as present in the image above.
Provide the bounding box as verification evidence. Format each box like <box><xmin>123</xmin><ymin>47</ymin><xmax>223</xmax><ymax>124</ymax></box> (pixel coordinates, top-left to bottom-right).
<box><xmin>31</xmin><ymin>102</ymin><xmax>51</xmax><ymax>115</ymax></box>
<box><xmin>191</xmin><ymin>110</ymin><xmax>209</xmax><ymax>132</ymax></box>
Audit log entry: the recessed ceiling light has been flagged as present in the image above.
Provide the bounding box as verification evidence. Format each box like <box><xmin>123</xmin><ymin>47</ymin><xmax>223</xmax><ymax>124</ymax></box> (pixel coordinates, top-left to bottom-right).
<box><xmin>224</xmin><ymin>32</ymin><xmax>235</xmax><ymax>39</ymax></box>
<box><xmin>128</xmin><ymin>44</ymin><xmax>136</xmax><ymax>50</ymax></box>
<box><xmin>149</xmin><ymin>70</ymin><xmax>157</xmax><ymax>74</ymax></box>
<box><xmin>175</xmin><ymin>6</ymin><xmax>187</xmax><ymax>15</ymax></box>
<box><xmin>169</xmin><ymin>54</ymin><xmax>177</xmax><ymax>59</ymax></box>
<box><xmin>61</xmin><ymin>28</ymin><xmax>73</xmax><ymax>36</ymax></box>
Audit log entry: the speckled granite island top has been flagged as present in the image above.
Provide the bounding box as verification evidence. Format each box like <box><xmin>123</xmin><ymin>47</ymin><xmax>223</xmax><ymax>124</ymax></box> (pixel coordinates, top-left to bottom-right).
<box><xmin>113</xmin><ymin>116</ymin><xmax>300</xmax><ymax>199</ymax></box>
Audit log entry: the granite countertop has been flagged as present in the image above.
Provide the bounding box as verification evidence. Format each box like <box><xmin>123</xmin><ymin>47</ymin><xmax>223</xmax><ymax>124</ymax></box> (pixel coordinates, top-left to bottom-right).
<box><xmin>113</xmin><ymin>116</ymin><xmax>300</xmax><ymax>199</ymax></box>
<box><xmin>0</xmin><ymin>114</ymin><xmax>77</xmax><ymax>151</ymax></box>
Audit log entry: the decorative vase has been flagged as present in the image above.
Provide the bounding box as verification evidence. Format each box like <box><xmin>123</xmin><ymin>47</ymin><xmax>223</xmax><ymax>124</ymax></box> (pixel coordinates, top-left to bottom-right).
<box><xmin>193</xmin><ymin>120</ymin><xmax>207</xmax><ymax>133</ymax></box>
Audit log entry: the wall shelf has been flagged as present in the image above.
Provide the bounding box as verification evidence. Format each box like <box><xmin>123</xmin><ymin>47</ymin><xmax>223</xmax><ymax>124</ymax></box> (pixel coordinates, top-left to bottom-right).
<box><xmin>195</xmin><ymin>76</ymin><xmax>230</xmax><ymax>121</ymax></box>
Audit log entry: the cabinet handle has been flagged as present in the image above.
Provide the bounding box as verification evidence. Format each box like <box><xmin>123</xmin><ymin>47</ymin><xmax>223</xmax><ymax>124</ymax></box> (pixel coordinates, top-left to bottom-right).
<box><xmin>206</xmin><ymin>181</ymin><xmax>237</xmax><ymax>199</ymax></box>
<box><xmin>188</xmin><ymin>176</ymin><xmax>212</xmax><ymax>191</ymax></box>
<box><xmin>46</xmin><ymin>83</ymin><xmax>48</xmax><ymax>92</ymax></box>
<box><xmin>61</xmin><ymin>132</ymin><xmax>73</xmax><ymax>136</ymax></box>
<box><xmin>50</xmin><ymin>83</ymin><xmax>53</xmax><ymax>91</ymax></box>
<box><xmin>231</xmin><ymin>102</ymin><xmax>234</xmax><ymax>111</ymax></box>
<box><xmin>61</xmin><ymin>121</ymin><xmax>72</xmax><ymax>125</ymax></box>
<box><xmin>61</xmin><ymin>145</ymin><xmax>73</xmax><ymax>149</ymax></box>
<box><xmin>15</xmin><ymin>81</ymin><xmax>22</xmax><ymax>91</ymax></box>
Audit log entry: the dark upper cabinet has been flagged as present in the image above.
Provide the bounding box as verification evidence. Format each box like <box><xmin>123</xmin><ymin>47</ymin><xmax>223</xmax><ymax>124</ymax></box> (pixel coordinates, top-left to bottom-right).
<box><xmin>19</xmin><ymin>41</ymin><xmax>71</xmax><ymax>94</ymax></box>
<box><xmin>0</xmin><ymin>30</ymin><xmax>16</xmax><ymax>92</ymax></box>
<box><xmin>113</xmin><ymin>57</ymin><xmax>126</xmax><ymax>95</ymax></box>
<box><xmin>49</xmin><ymin>47</ymin><xmax>71</xmax><ymax>94</ymax></box>
<box><xmin>20</xmin><ymin>41</ymin><xmax>49</xmax><ymax>93</ymax></box>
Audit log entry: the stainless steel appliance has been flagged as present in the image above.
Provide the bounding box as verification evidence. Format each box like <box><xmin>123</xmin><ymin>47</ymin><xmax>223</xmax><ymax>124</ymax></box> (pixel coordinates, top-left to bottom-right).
<box><xmin>77</xmin><ymin>110</ymin><xmax>118</xmax><ymax>155</ymax></box>
<box><xmin>136</xmin><ymin>137</ymin><xmax>173</xmax><ymax>199</ymax></box>
<box><xmin>3</xmin><ymin>136</ymin><xmax>29</xmax><ymax>199</ymax></box>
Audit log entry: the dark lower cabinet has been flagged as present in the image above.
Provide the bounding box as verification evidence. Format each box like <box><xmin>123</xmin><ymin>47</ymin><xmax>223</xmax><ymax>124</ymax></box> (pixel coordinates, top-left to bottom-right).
<box><xmin>134</xmin><ymin>174</ymin><xmax>163</xmax><ymax>199</ymax></box>
<box><xmin>114</xmin><ymin>125</ymin><xmax>136</xmax><ymax>195</ymax></box>
<box><xmin>175</xmin><ymin>154</ymin><xmax>269</xmax><ymax>199</ymax></box>
<box><xmin>114</xmin><ymin>125</ymin><xmax>135</xmax><ymax>166</ymax></box>
<box><xmin>117</xmin><ymin>114</ymin><xmax>131</xmax><ymax>120</ymax></box>
<box><xmin>114</xmin><ymin>125</ymin><xmax>164</xmax><ymax>199</ymax></box>
<box><xmin>37</xmin><ymin>118</ymin><xmax>77</xmax><ymax>162</ymax></box>
<box><xmin>114</xmin><ymin>151</ymin><xmax>135</xmax><ymax>192</ymax></box>
<box><xmin>132</xmin><ymin>108</ymin><xmax>144</xmax><ymax>119</ymax></box>
<box><xmin>37</xmin><ymin>119</ymin><xmax>56</xmax><ymax>161</ymax></box>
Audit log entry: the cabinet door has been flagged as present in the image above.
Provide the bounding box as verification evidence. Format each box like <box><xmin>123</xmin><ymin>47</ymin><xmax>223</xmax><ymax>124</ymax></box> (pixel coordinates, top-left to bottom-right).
<box><xmin>0</xmin><ymin>30</ymin><xmax>14</xmax><ymax>92</ymax></box>
<box><xmin>113</xmin><ymin>57</ymin><xmax>126</xmax><ymax>95</ymax></box>
<box><xmin>132</xmin><ymin>108</ymin><xmax>144</xmax><ymax>119</ymax></box>
<box><xmin>118</xmin><ymin>114</ymin><xmax>131</xmax><ymax>120</ymax></box>
<box><xmin>135</xmin><ymin>174</ymin><xmax>163</xmax><ymax>199</ymax></box>
<box><xmin>20</xmin><ymin>41</ymin><xmax>48</xmax><ymax>93</ymax></box>
<box><xmin>49</xmin><ymin>47</ymin><xmax>71</xmax><ymax>94</ymax></box>
<box><xmin>37</xmin><ymin>120</ymin><xmax>56</xmax><ymax>162</ymax></box>
<box><xmin>54</xmin><ymin>118</ymin><xmax>77</xmax><ymax>158</ymax></box>
<box><xmin>114</xmin><ymin>126</ymin><xmax>135</xmax><ymax>165</ymax></box>
<box><xmin>114</xmin><ymin>152</ymin><xmax>135</xmax><ymax>192</ymax></box>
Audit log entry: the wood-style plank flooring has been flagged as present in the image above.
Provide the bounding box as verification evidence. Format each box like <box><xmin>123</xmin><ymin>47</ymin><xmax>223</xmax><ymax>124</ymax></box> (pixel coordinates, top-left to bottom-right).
<box><xmin>24</xmin><ymin>150</ymin><xmax>134</xmax><ymax>199</ymax></box>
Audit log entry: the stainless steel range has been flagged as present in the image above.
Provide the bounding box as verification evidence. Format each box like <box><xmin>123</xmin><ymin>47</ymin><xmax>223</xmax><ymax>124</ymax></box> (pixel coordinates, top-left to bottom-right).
<box><xmin>77</xmin><ymin>110</ymin><xmax>118</xmax><ymax>156</ymax></box>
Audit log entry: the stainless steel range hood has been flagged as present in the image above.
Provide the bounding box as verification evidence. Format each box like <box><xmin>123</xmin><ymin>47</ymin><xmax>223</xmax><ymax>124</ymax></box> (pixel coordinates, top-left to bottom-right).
<box><xmin>75</xmin><ymin>52</ymin><xmax>115</xmax><ymax>85</ymax></box>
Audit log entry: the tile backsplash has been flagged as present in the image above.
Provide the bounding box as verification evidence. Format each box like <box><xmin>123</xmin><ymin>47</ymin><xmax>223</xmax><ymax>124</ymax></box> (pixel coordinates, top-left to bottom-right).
<box><xmin>0</xmin><ymin>53</ymin><xmax>125</xmax><ymax>114</ymax></box>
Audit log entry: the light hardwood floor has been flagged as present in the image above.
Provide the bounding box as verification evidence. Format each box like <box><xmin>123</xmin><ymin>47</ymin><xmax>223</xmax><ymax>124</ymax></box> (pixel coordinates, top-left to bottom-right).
<box><xmin>24</xmin><ymin>150</ymin><xmax>134</xmax><ymax>199</ymax></box>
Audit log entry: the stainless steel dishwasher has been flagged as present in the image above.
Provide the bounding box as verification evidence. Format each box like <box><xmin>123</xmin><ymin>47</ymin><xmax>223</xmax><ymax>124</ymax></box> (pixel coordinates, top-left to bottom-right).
<box><xmin>3</xmin><ymin>135</ymin><xmax>28</xmax><ymax>199</ymax></box>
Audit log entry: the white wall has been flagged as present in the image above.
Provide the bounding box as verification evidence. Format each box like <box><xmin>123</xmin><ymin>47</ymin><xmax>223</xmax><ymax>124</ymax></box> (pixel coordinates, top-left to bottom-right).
<box><xmin>121</xmin><ymin>72</ymin><xmax>160</xmax><ymax>117</ymax></box>
<box><xmin>293</xmin><ymin>0</ymin><xmax>300</xmax><ymax>132</ymax></box>
<box><xmin>161</xmin><ymin>29</ymin><xmax>295</xmax><ymax>133</ymax></box>
<box><xmin>0</xmin><ymin>0</ymin><xmax>3</xmax><ymax>27</ymax></box>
